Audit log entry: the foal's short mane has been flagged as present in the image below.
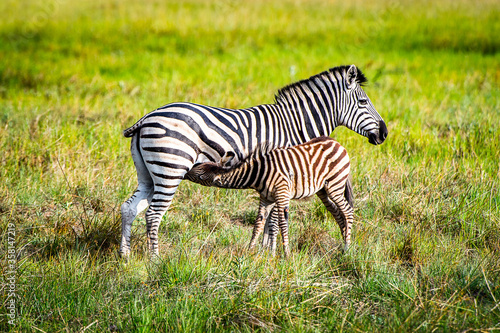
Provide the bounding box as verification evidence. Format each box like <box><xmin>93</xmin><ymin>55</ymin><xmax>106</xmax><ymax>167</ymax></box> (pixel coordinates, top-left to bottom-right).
<box><xmin>225</xmin><ymin>142</ymin><xmax>278</xmax><ymax>170</ymax></box>
<box><xmin>227</xmin><ymin>136</ymin><xmax>335</xmax><ymax>171</ymax></box>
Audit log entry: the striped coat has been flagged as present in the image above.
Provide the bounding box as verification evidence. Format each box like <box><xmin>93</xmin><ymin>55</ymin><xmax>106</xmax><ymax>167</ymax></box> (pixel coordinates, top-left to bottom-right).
<box><xmin>121</xmin><ymin>65</ymin><xmax>385</xmax><ymax>257</ymax></box>
<box><xmin>186</xmin><ymin>136</ymin><xmax>354</xmax><ymax>255</ymax></box>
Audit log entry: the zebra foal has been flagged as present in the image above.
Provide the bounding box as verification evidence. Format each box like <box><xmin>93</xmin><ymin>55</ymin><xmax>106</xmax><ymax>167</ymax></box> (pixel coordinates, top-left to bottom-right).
<box><xmin>186</xmin><ymin>136</ymin><xmax>354</xmax><ymax>256</ymax></box>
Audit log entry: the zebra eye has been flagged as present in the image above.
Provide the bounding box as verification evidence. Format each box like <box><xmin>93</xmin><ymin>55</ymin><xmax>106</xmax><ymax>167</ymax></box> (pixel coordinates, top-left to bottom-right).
<box><xmin>358</xmin><ymin>99</ymin><xmax>368</xmax><ymax>106</ymax></box>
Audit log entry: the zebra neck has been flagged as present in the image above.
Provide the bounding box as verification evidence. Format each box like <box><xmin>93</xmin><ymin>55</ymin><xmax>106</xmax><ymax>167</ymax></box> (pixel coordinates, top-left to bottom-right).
<box><xmin>223</xmin><ymin>158</ymin><xmax>260</xmax><ymax>190</ymax></box>
<box><xmin>274</xmin><ymin>85</ymin><xmax>336</xmax><ymax>143</ymax></box>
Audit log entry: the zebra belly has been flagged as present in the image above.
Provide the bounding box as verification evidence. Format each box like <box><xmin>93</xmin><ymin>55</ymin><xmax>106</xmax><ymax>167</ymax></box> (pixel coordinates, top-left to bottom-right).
<box><xmin>290</xmin><ymin>183</ymin><xmax>325</xmax><ymax>200</ymax></box>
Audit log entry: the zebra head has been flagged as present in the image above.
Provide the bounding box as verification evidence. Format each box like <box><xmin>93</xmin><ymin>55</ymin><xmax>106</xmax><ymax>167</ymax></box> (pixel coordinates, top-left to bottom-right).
<box><xmin>185</xmin><ymin>163</ymin><xmax>218</xmax><ymax>187</ymax></box>
<box><xmin>336</xmin><ymin>65</ymin><xmax>388</xmax><ymax>145</ymax></box>
<box><xmin>185</xmin><ymin>162</ymin><xmax>229</xmax><ymax>188</ymax></box>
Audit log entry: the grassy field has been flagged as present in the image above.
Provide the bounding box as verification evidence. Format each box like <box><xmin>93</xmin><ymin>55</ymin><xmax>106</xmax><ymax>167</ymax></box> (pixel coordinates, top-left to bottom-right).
<box><xmin>1</xmin><ymin>0</ymin><xmax>499</xmax><ymax>331</ymax></box>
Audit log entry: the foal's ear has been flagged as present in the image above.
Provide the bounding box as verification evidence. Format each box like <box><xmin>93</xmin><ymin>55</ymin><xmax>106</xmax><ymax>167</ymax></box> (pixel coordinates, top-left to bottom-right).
<box><xmin>346</xmin><ymin>64</ymin><xmax>358</xmax><ymax>89</ymax></box>
<box><xmin>221</xmin><ymin>151</ymin><xmax>236</xmax><ymax>166</ymax></box>
<box><xmin>199</xmin><ymin>173</ymin><xmax>211</xmax><ymax>181</ymax></box>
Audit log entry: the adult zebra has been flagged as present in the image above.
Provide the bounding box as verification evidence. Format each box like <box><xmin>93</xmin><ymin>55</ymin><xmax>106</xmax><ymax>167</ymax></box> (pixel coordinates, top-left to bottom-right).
<box><xmin>120</xmin><ymin>65</ymin><xmax>387</xmax><ymax>257</ymax></box>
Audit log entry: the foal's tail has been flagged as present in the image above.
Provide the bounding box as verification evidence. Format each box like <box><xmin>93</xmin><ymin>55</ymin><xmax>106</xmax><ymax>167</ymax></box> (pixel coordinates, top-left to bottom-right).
<box><xmin>344</xmin><ymin>176</ymin><xmax>354</xmax><ymax>209</ymax></box>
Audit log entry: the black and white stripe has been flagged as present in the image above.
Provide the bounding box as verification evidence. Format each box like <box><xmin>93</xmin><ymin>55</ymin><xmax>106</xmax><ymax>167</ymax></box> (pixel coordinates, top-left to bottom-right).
<box><xmin>120</xmin><ymin>65</ymin><xmax>385</xmax><ymax>257</ymax></box>
<box><xmin>186</xmin><ymin>136</ymin><xmax>354</xmax><ymax>256</ymax></box>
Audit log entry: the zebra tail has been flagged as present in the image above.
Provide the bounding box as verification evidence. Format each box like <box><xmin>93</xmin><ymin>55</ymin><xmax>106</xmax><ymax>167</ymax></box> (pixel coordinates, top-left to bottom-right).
<box><xmin>344</xmin><ymin>176</ymin><xmax>354</xmax><ymax>209</ymax></box>
<box><xmin>123</xmin><ymin>114</ymin><xmax>150</xmax><ymax>137</ymax></box>
<box><xmin>123</xmin><ymin>124</ymin><xmax>140</xmax><ymax>137</ymax></box>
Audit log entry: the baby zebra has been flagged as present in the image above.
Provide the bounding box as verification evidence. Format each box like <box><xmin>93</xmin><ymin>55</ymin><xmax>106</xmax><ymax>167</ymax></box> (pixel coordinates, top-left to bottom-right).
<box><xmin>185</xmin><ymin>136</ymin><xmax>354</xmax><ymax>256</ymax></box>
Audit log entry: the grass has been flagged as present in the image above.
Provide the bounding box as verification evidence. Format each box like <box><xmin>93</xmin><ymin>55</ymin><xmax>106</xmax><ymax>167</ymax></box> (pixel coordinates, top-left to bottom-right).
<box><xmin>1</xmin><ymin>0</ymin><xmax>499</xmax><ymax>331</ymax></box>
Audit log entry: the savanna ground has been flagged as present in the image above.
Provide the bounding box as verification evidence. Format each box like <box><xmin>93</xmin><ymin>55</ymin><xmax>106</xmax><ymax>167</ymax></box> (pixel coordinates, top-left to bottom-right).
<box><xmin>1</xmin><ymin>0</ymin><xmax>499</xmax><ymax>331</ymax></box>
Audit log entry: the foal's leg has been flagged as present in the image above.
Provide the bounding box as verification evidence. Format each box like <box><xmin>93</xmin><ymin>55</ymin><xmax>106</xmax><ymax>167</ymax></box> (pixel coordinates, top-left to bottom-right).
<box><xmin>269</xmin><ymin>197</ymin><xmax>291</xmax><ymax>257</ymax></box>
<box><xmin>248</xmin><ymin>199</ymin><xmax>274</xmax><ymax>250</ymax></box>
<box><xmin>316</xmin><ymin>188</ymin><xmax>345</xmax><ymax>240</ymax></box>
<box><xmin>261</xmin><ymin>209</ymin><xmax>273</xmax><ymax>249</ymax></box>
<box><xmin>324</xmin><ymin>184</ymin><xmax>354</xmax><ymax>252</ymax></box>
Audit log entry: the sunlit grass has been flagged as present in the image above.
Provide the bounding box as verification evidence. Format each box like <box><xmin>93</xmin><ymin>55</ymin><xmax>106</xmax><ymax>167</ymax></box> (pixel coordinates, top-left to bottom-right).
<box><xmin>1</xmin><ymin>0</ymin><xmax>499</xmax><ymax>331</ymax></box>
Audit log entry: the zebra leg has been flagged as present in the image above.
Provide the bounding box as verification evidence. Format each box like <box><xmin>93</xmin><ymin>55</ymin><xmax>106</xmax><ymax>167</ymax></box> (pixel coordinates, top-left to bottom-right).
<box><xmin>261</xmin><ymin>207</ymin><xmax>276</xmax><ymax>249</ymax></box>
<box><xmin>120</xmin><ymin>186</ymin><xmax>153</xmax><ymax>257</ymax></box>
<box><xmin>267</xmin><ymin>207</ymin><xmax>280</xmax><ymax>256</ymax></box>
<box><xmin>120</xmin><ymin>134</ymin><xmax>154</xmax><ymax>257</ymax></box>
<box><xmin>269</xmin><ymin>198</ymin><xmax>291</xmax><ymax>257</ymax></box>
<box><xmin>137</xmin><ymin>134</ymin><xmax>197</xmax><ymax>257</ymax></box>
<box><xmin>336</xmin><ymin>197</ymin><xmax>354</xmax><ymax>252</ymax></box>
<box><xmin>316</xmin><ymin>188</ymin><xmax>345</xmax><ymax>242</ymax></box>
<box><xmin>323</xmin><ymin>187</ymin><xmax>354</xmax><ymax>252</ymax></box>
<box><xmin>145</xmin><ymin>174</ymin><xmax>185</xmax><ymax>258</ymax></box>
<box><xmin>248</xmin><ymin>199</ymin><xmax>274</xmax><ymax>250</ymax></box>
<box><xmin>262</xmin><ymin>214</ymin><xmax>270</xmax><ymax>248</ymax></box>
<box><xmin>279</xmin><ymin>205</ymin><xmax>291</xmax><ymax>257</ymax></box>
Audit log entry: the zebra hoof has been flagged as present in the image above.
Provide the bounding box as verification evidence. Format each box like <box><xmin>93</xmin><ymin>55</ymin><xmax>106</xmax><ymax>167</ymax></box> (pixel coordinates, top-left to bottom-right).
<box><xmin>119</xmin><ymin>247</ymin><xmax>131</xmax><ymax>258</ymax></box>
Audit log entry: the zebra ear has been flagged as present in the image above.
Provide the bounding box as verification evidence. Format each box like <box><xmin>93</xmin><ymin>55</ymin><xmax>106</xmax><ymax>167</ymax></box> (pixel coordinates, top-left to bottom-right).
<box><xmin>346</xmin><ymin>65</ymin><xmax>358</xmax><ymax>89</ymax></box>
<box><xmin>221</xmin><ymin>151</ymin><xmax>235</xmax><ymax>167</ymax></box>
<box><xmin>200</xmin><ymin>173</ymin><xmax>210</xmax><ymax>181</ymax></box>
<box><xmin>213</xmin><ymin>176</ymin><xmax>223</xmax><ymax>187</ymax></box>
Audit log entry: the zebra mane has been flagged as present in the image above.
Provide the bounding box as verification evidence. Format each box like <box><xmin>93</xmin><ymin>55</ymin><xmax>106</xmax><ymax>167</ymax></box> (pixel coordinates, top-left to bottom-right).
<box><xmin>274</xmin><ymin>65</ymin><xmax>368</xmax><ymax>104</ymax></box>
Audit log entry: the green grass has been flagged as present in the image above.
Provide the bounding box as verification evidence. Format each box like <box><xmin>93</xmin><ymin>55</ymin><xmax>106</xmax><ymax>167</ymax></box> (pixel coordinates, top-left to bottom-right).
<box><xmin>1</xmin><ymin>0</ymin><xmax>499</xmax><ymax>331</ymax></box>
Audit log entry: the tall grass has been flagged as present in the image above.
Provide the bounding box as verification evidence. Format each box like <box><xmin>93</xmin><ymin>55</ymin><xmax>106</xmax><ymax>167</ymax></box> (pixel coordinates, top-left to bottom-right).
<box><xmin>1</xmin><ymin>0</ymin><xmax>499</xmax><ymax>331</ymax></box>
